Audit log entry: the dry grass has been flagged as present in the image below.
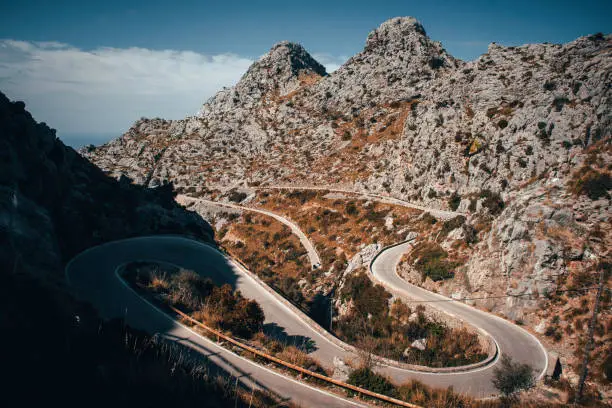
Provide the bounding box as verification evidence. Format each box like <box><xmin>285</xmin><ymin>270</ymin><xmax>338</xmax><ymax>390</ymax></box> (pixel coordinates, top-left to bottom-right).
<box><xmin>148</xmin><ymin>271</ymin><xmax>169</xmax><ymax>291</ymax></box>
<box><xmin>275</xmin><ymin>346</ymin><xmax>327</xmax><ymax>374</ymax></box>
<box><xmin>253</xmin><ymin>189</ymin><xmax>424</xmax><ymax>270</ymax></box>
<box><xmin>215</xmin><ymin>211</ymin><xmax>309</xmax><ymax>280</ymax></box>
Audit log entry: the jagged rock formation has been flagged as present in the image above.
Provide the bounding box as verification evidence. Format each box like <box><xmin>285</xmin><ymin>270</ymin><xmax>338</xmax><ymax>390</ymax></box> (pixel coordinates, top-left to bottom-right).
<box><xmin>83</xmin><ymin>17</ymin><xmax>611</xmax><ymax>389</ymax></box>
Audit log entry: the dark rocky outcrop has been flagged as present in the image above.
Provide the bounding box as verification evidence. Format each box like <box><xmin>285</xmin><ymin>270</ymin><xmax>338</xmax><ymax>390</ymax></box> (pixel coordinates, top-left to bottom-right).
<box><xmin>0</xmin><ymin>91</ymin><xmax>214</xmax><ymax>280</ymax></box>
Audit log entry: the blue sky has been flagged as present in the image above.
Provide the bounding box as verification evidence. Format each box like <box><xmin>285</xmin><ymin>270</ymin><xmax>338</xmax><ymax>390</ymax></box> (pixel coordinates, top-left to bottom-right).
<box><xmin>1</xmin><ymin>0</ymin><xmax>610</xmax><ymax>146</ymax></box>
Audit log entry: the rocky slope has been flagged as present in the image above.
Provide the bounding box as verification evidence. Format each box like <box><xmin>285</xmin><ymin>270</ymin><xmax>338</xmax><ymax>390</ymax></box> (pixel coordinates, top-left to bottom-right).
<box><xmin>0</xmin><ymin>91</ymin><xmax>213</xmax><ymax>281</ymax></box>
<box><xmin>83</xmin><ymin>17</ymin><xmax>611</xmax><ymax>392</ymax></box>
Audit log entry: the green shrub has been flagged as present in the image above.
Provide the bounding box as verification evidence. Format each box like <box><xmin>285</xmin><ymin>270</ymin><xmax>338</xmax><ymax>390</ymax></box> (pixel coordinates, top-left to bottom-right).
<box><xmin>543</xmin><ymin>80</ymin><xmax>557</xmax><ymax>91</ymax></box>
<box><xmin>412</xmin><ymin>242</ymin><xmax>456</xmax><ymax>281</ymax></box>
<box><xmin>341</xmin><ymin>273</ymin><xmax>391</xmax><ymax>318</ymax></box>
<box><xmin>544</xmin><ymin>325</ymin><xmax>562</xmax><ymax>342</ymax></box>
<box><xmin>552</xmin><ymin>96</ymin><xmax>570</xmax><ymax>112</ymax></box>
<box><xmin>228</xmin><ymin>190</ymin><xmax>247</xmax><ymax>203</ymax></box>
<box><xmin>498</xmin><ymin>119</ymin><xmax>508</xmax><ymax>129</ymax></box>
<box><xmin>480</xmin><ymin>189</ymin><xmax>505</xmax><ymax>215</ymax></box>
<box><xmin>462</xmin><ymin>223</ymin><xmax>478</xmax><ymax>244</ymax></box>
<box><xmin>347</xmin><ymin>368</ymin><xmax>397</xmax><ymax>397</ymax></box>
<box><xmin>441</xmin><ymin>215</ymin><xmax>466</xmax><ymax>236</ymax></box>
<box><xmin>448</xmin><ymin>192</ymin><xmax>461</xmax><ymax>211</ymax></box>
<box><xmin>603</xmin><ymin>352</ymin><xmax>612</xmax><ymax>381</ymax></box>
<box><xmin>492</xmin><ymin>355</ymin><xmax>535</xmax><ymax>397</ymax></box>
<box><xmin>421</xmin><ymin>212</ymin><xmax>437</xmax><ymax>225</ymax></box>
<box><xmin>345</xmin><ymin>201</ymin><xmax>358</xmax><ymax>216</ymax></box>
<box><xmin>468</xmin><ymin>199</ymin><xmax>477</xmax><ymax>212</ymax></box>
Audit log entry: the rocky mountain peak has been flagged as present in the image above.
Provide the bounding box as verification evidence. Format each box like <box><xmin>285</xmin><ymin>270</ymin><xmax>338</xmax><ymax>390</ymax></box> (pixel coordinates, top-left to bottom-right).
<box><xmin>266</xmin><ymin>41</ymin><xmax>327</xmax><ymax>77</ymax></box>
<box><xmin>239</xmin><ymin>40</ymin><xmax>327</xmax><ymax>93</ymax></box>
<box><xmin>198</xmin><ymin>40</ymin><xmax>326</xmax><ymax>118</ymax></box>
<box><xmin>311</xmin><ymin>17</ymin><xmax>457</xmax><ymax>113</ymax></box>
<box><xmin>364</xmin><ymin>16</ymin><xmax>430</xmax><ymax>54</ymax></box>
<box><xmin>366</xmin><ymin>17</ymin><xmax>425</xmax><ymax>44</ymax></box>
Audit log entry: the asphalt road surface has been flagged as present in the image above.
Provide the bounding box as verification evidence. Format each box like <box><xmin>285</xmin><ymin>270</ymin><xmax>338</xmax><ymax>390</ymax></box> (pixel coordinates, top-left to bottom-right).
<box><xmin>66</xmin><ymin>236</ymin><xmax>365</xmax><ymax>408</ymax></box>
<box><xmin>370</xmin><ymin>241</ymin><xmax>548</xmax><ymax>397</ymax></box>
<box><xmin>66</xmin><ymin>194</ymin><xmax>548</xmax><ymax>405</ymax></box>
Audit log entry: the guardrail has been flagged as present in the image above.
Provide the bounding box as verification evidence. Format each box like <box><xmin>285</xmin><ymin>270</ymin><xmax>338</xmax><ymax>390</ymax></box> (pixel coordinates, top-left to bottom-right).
<box><xmin>170</xmin><ymin>305</ymin><xmax>422</xmax><ymax>408</ymax></box>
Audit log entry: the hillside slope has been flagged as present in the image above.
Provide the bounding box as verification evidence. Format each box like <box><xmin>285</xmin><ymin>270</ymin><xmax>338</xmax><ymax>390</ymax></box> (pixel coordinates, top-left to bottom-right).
<box><xmin>0</xmin><ymin>93</ymin><xmax>271</xmax><ymax>407</ymax></box>
<box><xmin>83</xmin><ymin>17</ymin><xmax>611</xmax><ymax>393</ymax></box>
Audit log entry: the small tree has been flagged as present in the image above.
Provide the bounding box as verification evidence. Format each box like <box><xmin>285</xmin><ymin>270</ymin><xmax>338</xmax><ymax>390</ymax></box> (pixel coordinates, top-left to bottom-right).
<box><xmin>492</xmin><ymin>355</ymin><xmax>535</xmax><ymax>399</ymax></box>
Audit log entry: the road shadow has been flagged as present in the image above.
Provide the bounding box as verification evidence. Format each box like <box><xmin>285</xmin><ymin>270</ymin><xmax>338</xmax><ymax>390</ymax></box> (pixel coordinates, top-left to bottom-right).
<box><xmin>263</xmin><ymin>322</ymin><xmax>318</xmax><ymax>353</ymax></box>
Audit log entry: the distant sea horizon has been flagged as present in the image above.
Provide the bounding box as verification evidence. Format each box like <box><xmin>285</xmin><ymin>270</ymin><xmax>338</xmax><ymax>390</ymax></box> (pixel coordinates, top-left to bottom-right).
<box><xmin>57</xmin><ymin>132</ymin><xmax>120</xmax><ymax>149</ymax></box>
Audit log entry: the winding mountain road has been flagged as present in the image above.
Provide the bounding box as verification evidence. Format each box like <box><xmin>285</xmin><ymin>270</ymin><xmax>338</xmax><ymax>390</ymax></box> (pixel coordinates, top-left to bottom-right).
<box><xmin>66</xmin><ymin>237</ymin><xmax>364</xmax><ymax>408</ymax></box>
<box><xmin>370</xmin><ymin>241</ymin><xmax>548</xmax><ymax>396</ymax></box>
<box><xmin>253</xmin><ymin>185</ymin><xmax>461</xmax><ymax>220</ymax></box>
<box><xmin>66</xmin><ymin>191</ymin><xmax>548</xmax><ymax>406</ymax></box>
<box><xmin>176</xmin><ymin>195</ymin><xmax>321</xmax><ymax>269</ymax></box>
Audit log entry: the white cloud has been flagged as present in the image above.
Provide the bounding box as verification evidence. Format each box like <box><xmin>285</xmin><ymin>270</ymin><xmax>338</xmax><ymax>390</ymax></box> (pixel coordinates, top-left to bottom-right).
<box><xmin>0</xmin><ymin>40</ymin><xmax>255</xmax><ymax>138</ymax></box>
<box><xmin>0</xmin><ymin>40</ymin><xmax>345</xmax><ymax>145</ymax></box>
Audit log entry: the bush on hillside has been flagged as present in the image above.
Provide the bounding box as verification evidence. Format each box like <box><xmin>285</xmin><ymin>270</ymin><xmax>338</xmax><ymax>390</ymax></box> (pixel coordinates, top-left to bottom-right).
<box><xmin>347</xmin><ymin>367</ymin><xmax>397</xmax><ymax>397</ymax></box>
<box><xmin>568</xmin><ymin>166</ymin><xmax>611</xmax><ymax>200</ymax></box>
<box><xmin>480</xmin><ymin>189</ymin><xmax>505</xmax><ymax>216</ymax></box>
<box><xmin>492</xmin><ymin>355</ymin><xmax>535</xmax><ymax>397</ymax></box>
<box><xmin>448</xmin><ymin>192</ymin><xmax>461</xmax><ymax>211</ymax></box>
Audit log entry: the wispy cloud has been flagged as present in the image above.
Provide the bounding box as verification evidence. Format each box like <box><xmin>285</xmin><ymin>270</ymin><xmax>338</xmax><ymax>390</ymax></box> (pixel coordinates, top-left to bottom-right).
<box><xmin>0</xmin><ymin>40</ymin><xmax>255</xmax><ymax>138</ymax></box>
<box><xmin>0</xmin><ymin>40</ymin><xmax>347</xmax><ymax>144</ymax></box>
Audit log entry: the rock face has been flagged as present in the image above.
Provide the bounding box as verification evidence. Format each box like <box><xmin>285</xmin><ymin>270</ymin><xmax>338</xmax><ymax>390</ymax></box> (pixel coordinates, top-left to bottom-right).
<box><xmin>410</xmin><ymin>338</ymin><xmax>427</xmax><ymax>351</ymax></box>
<box><xmin>83</xmin><ymin>17</ymin><xmax>611</xmax><ymax>389</ymax></box>
<box><xmin>85</xmin><ymin>17</ymin><xmax>610</xmax><ymax>200</ymax></box>
<box><xmin>199</xmin><ymin>41</ymin><xmax>327</xmax><ymax>118</ymax></box>
<box><xmin>0</xmin><ymin>92</ymin><xmax>214</xmax><ymax>280</ymax></box>
<box><xmin>332</xmin><ymin>356</ymin><xmax>351</xmax><ymax>382</ymax></box>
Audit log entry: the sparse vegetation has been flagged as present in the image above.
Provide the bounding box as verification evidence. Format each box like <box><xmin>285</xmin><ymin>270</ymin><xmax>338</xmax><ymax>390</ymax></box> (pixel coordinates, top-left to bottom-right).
<box><xmin>480</xmin><ymin>189</ymin><xmax>505</xmax><ymax>216</ymax></box>
<box><xmin>212</xmin><ymin>211</ymin><xmax>312</xmax><ymax>310</ymax></box>
<box><xmin>228</xmin><ymin>190</ymin><xmax>248</xmax><ymax>203</ymax></box>
<box><xmin>125</xmin><ymin>264</ymin><xmax>265</xmax><ymax>339</ymax></box>
<box><xmin>448</xmin><ymin>192</ymin><xmax>462</xmax><ymax>211</ymax></box>
<box><xmin>124</xmin><ymin>262</ymin><xmax>329</xmax><ymax>375</ymax></box>
<box><xmin>348</xmin><ymin>367</ymin><xmax>397</xmax><ymax>397</ymax></box>
<box><xmin>335</xmin><ymin>270</ymin><xmax>485</xmax><ymax>367</ymax></box>
<box><xmin>492</xmin><ymin>355</ymin><xmax>535</xmax><ymax>398</ymax></box>
<box><xmin>2</xmin><ymin>269</ymin><xmax>286</xmax><ymax>408</ymax></box>
<box><xmin>568</xmin><ymin>165</ymin><xmax>611</xmax><ymax>200</ymax></box>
